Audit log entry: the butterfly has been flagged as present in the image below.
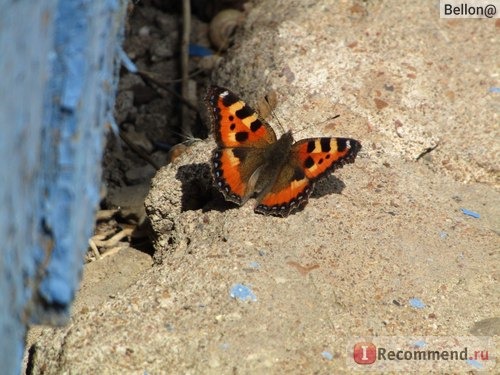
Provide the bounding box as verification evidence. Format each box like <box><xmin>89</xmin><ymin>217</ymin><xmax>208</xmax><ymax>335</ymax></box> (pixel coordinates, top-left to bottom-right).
<box><xmin>205</xmin><ymin>86</ymin><xmax>361</xmax><ymax>217</ymax></box>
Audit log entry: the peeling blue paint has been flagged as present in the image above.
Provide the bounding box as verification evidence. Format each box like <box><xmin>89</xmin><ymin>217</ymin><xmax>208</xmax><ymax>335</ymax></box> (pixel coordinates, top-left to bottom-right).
<box><xmin>0</xmin><ymin>0</ymin><xmax>127</xmax><ymax>373</ymax></box>
<box><xmin>37</xmin><ymin>0</ymin><xmax>126</xmax><ymax>319</ymax></box>
<box><xmin>460</xmin><ymin>208</ymin><xmax>480</xmax><ymax>218</ymax></box>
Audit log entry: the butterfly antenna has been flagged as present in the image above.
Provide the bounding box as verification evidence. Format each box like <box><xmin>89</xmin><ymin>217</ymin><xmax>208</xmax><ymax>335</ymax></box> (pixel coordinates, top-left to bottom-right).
<box><xmin>293</xmin><ymin>114</ymin><xmax>341</xmax><ymax>137</ymax></box>
<box><xmin>294</xmin><ymin>96</ymin><xmax>341</xmax><ymax>135</ymax></box>
<box><xmin>264</xmin><ymin>93</ymin><xmax>287</xmax><ymax>134</ymax></box>
<box><xmin>265</xmin><ymin>93</ymin><xmax>341</xmax><ymax>136</ymax></box>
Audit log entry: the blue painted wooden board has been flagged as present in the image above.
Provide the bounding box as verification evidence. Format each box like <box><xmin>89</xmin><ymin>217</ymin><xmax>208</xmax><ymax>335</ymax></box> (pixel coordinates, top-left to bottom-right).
<box><xmin>0</xmin><ymin>0</ymin><xmax>127</xmax><ymax>373</ymax></box>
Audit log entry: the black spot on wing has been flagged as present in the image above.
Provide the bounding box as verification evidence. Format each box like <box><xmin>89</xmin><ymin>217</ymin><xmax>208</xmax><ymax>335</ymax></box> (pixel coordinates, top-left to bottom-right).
<box><xmin>292</xmin><ymin>167</ymin><xmax>305</xmax><ymax>181</ymax></box>
<box><xmin>230</xmin><ymin>123</ymin><xmax>236</xmax><ymax>130</ymax></box>
<box><xmin>337</xmin><ymin>139</ymin><xmax>348</xmax><ymax>152</ymax></box>
<box><xmin>235</xmin><ymin>132</ymin><xmax>249</xmax><ymax>142</ymax></box>
<box><xmin>250</xmin><ymin>119</ymin><xmax>262</xmax><ymax>132</ymax></box>
<box><xmin>235</xmin><ymin>104</ymin><xmax>254</xmax><ymax>119</ymax></box>
<box><xmin>304</xmin><ymin>156</ymin><xmax>314</xmax><ymax>169</ymax></box>
<box><xmin>221</xmin><ymin>92</ymin><xmax>239</xmax><ymax>107</ymax></box>
<box><xmin>320</xmin><ymin>138</ymin><xmax>331</xmax><ymax>152</ymax></box>
<box><xmin>232</xmin><ymin>148</ymin><xmax>247</xmax><ymax>161</ymax></box>
<box><xmin>306</xmin><ymin>140</ymin><xmax>315</xmax><ymax>153</ymax></box>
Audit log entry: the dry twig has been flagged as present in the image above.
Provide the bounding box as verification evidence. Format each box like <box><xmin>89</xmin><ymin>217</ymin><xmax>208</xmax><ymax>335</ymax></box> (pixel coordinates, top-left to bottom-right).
<box><xmin>181</xmin><ymin>0</ymin><xmax>193</xmax><ymax>138</ymax></box>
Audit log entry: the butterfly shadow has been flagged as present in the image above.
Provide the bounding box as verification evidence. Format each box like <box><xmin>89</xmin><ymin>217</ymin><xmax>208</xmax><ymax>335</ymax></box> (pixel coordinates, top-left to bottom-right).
<box><xmin>175</xmin><ymin>163</ymin><xmax>240</xmax><ymax>214</ymax></box>
<box><xmin>175</xmin><ymin>163</ymin><xmax>347</xmax><ymax>216</ymax></box>
<box><xmin>310</xmin><ymin>174</ymin><xmax>347</xmax><ymax>199</ymax></box>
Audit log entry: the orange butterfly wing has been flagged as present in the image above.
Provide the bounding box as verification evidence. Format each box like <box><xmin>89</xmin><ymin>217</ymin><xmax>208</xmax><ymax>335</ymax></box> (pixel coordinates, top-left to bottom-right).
<box><xmin>293</xmin><ymin>137</ymin><xmax>361</xmax><ymax>180</ymax></box>
<box><xmin>206</xmin><ymin>86</ymin><xmax>276</xmax><ymax>204</ymax></box>
<box><xmin>206</xmin><ymin>86</ymin><xmax>362</xmax><ymax>217</ymax></box>
<box><xmin>256</xmin><ymin>138</ymin><xmax>361</xmax><ymax>216</ymax></box>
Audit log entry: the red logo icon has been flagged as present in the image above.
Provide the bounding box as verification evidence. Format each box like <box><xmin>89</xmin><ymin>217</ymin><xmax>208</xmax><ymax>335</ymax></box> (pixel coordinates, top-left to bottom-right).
<box><xmin>353</xmin><ymin>342</ymin><xmax>377</xmax><ymax>364</ymax></box>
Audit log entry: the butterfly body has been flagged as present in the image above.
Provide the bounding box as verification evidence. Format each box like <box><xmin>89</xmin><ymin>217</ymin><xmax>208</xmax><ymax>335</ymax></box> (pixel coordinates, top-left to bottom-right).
<box><xmin>206</xmin><ymin>86</ymin><xmax>361</xmax><ymax>217</ymax></box>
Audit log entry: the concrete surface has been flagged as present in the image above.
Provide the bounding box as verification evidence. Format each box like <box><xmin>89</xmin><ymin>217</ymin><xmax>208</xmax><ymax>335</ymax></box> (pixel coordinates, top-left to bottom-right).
<box><xmin>28</xmin><ymin>1</ymin><xmax>499</xmax><ymax>374</ymax></box>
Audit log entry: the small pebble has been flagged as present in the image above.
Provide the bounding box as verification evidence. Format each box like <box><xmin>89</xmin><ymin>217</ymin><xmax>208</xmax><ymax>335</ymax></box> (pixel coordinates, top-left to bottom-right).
<box><xmin>138</xmin><ymin>26</ymin><xmax>150</xmax><ymax>37</ymax></box>
<box><xmin>248</xmin><ymin>261</ymin><xmax>260</xmax><ymax>269</ymax></box>
<box><xmin>321</xmin><ymin>351</ymin><xmax>333</xmax><ymax>361</ymax></box>
<box><xmin>409</xmin><ymin>298</ymin><xmax>425</xmax><ymax>309</ymax></box>
<box><xmin>466</xmin><ymin>359</ymin><xmax>483</xmax><ymax>369</ymax></box>
<box><xmin>413</xmin><ymin>340</ymin><xmax>426</xmax><ymax>348</ymax></box>
<box><xmin>230</xmin><ymin>284</ymin><xmax>257</xmax><ymax>302</ymax></box>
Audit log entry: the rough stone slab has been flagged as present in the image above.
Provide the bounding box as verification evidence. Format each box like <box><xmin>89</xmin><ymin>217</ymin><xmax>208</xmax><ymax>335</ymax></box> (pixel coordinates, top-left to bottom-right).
<box><xmin>29</xmin><ymin>1</ymin><xmax>499</xmax><ymax>373</ymax></box>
